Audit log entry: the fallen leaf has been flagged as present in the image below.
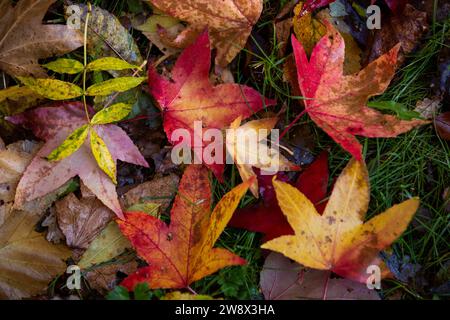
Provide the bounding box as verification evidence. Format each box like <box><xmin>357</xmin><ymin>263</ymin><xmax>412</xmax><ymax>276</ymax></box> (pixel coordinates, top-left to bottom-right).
<box><xmin>134</xmin><ymin>7</ymin><xmax>185</xmax><ymax>57</ymax></box>
<box><xmin>72</xmin><ymin>3</ymin><xmax>143</xmax><ymax>77</ymax></box>
<box><xmin>86</xmin><ymin>261</ymin><xmax>138</xmax><ymax>294</ymax></box>
<box><xmin>120</xmin><ymin>173</ymin><xmax>180</xmax><ymax>212</ymax></box>
<box><xmin>147</xmin><ymin>0</ymin><xmax>263</xmax><ymax>66</ymax></box>
<box><xmin>148</xmin><ymin>31</ymin><xmax>276</xmax><ymax>179</ymax></box>
<box><xmin>7</xmin><ymin>102</ymin><xmax>149</xmax><ymax>218</ymax></box>
<box><xmin>260</xmin><ymin>252</ymin><xmax>380</xmax><ymax>300</ymax></box>
<box><xmin>78</xmin><ymin>221</ymin><xmax>131</xmax><ymax>269</ymax></box>
<box><xmin>0</xmin><ymin>210</ymin><xmax>70</xmax><ymax>299</ymax></box>
<box><xmin>55</xmin><ymin>191</ymin><xmax>114</xmax><ymax>249</ymax></box>
<box><xmin>226</xmin><ymin>117</ymin><xmax>299</xmax><ymax>197</ymax></box>
<box><xmin>365</xmin><ymin>4</ymin><xmax>428</xmax><ymax>66</ymax></box>
<box><xmin>435</xmin><ymin>112</ymin><xmax>450</xmax><ymax>141</ymax></box>
<box><xmin>262</xmin><ymin>158</ymin><xmax>420</xmax><ymax>283</ymax></box>
<box><xmin>117</xmin><ymin>165</ymin><xmax>251</xmax><ymax>290</ymax></box>
<box><xmin>293</xmin><ymin>2</ymin><xmax>326</xmax><ymax>56</ymax></box>
<box><xmin>0</xmin><ymin>0</ymin><xmax>83</xmax><ymax>77</ymax></box>
<box><xmin>291</xmin><ymin>21</ymin><xmax>428</xmax><ymax>160</ymax></box>
<box><xmin>415</xmin><ymin>97</ymin><xmax>442</xmax><ymax>120</ymax></box>
<box><xmin>229</xmin><ymin>152</ymin><xmax>329</xmax><ymax>242</ymax></box>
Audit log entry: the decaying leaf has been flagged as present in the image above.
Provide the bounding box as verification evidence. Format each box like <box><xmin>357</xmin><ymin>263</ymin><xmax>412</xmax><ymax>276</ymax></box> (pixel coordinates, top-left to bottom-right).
<box><xmin>55</xmin><ymin>191</ymin><xmax>114</xmax><ymax>249</ymax></box>
<box><xmin>78</xmin><ymin>221</ymin><xmax>131</xmax><ymax>269</ymax></box>
<box><xmin>260</xmin><ymin>252</ymin><xmax>380</xmax><ymax>300</ymax></box>
<box><xmin>0</xmin><ymin>210</ymin><xmax>71</xmax><ymax>299</ymax></box>
<box><xmin>71</xmin><ymin>3</ymin><xmax>143</xmax><ymax>77</ymax></box>
<box><xmin>0</xmin><ymin>0</ymin><xmax>83</xmax><ymax>77</ymax></box>
<box><xmin>148</xmin><ymin>31</ymin><xmax>275</xmax><ymax>179</ymax></box>
<box><xmin>86</xmin><ymin>261</ymin><xmax>138</xmax><ymax>294</ymax></box>
<box><xmin>262</xmin><ymin>159</ymin><xmax>420</xmax><ymax>283</ymax></box>
<box><xmin>365</xmin><ymin>4</ymin><xmax>428</xmax><ymax>66</ymax></box>
<box><xmin>162</xmin><ymin>291</ymin><xmax>214</xmax><ymax>300</ymax></box>
<box><xmin>117</xmin><ymin>165</ymin><xmax>251</xmax><ymax>290</ymax></box>
<box><xmin>291</xmin><ymin>21</ymin><xmax>428</xmax><ymax>160</ymax></box>
<box><xmin>293</xmin><ymin>2</ymin><xmax>326</xmax><ymax>56</ymax></box>
<box><xmin>7</xmin><ymin>102</ymin><xmax>149</xmax><ymax>218</ymax></box>
<box><xmin>147</xmin><ymin>0</ymin><xmax>263</xmax><ymax>66</ymax></box>
<box><xmin>134</xmin><ymin>7</ymin><xmax>185</xmax><ymax>57</ymax></box>
<box><xmin>229</xmin><ymin>152</ymin><xmax>329</xmax><ymax>242</ymax></box>
<box><xmin>415</xmin><ymin>97</ymin><xmax>442</xmax><ymax>120</ymax></box>
<box><xmin>120</xmin><ymin>173</ymin><xmax>180</xmax><ymax>212</ymax></box>
<box><xmin>435</xmin><ymin>112</ymin><xmax>450</xmax><ymax>141</ymax></box>
<box><xmin>226</xmin><ymin>116</ymin><xmax>299</xmax><ymax>197</ymax></box>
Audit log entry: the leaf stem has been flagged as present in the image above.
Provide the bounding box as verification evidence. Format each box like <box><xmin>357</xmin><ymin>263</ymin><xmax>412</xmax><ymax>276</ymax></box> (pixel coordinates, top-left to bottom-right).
<box><xmin>321</xmin><ymin>271</ymin><xmax>331</xmax><ymax>300</ymax></box>
<box><xmin>82</xmin><ymin>3</ymin><xmax>92</xmax><ymax>123</ymax></box>
<box><xmin>186</xmin><ymin>286</ymin><xmax>198</xmax><ymax>295</ymax></box>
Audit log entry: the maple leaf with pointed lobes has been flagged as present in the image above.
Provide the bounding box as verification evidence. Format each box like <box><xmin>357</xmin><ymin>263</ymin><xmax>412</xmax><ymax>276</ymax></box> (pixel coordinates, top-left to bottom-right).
<box><xmin>291</xmin><ymin>22</ymin><xmax>428</xmax><ymax>160</ymax></box>
<box><xmin>117</xmin><ymin>165</ymin><xmax>252</xmax><ymax>290</ymax></box>
<box><xmin>7</xmin><ymin>102</ymin><xmax>148</xmax><ymax>219</ymax></box>
<box><xmin>262</xmin><ymin>159</ymin><xmax>420</xmax><ymax>283</ymax></box>
<box><xmin>148</xmin><ymin>31</ymin><xmax>276</xmax><ymax>179</ymax></box>
<box><xmin>0</xmin><ymin>0</ymin><xmax>83</xmax><ymax>78</ymax></box>
<box><xmin>229</xmin><ymin>152</ymin><xmax>329</xmax><ymax>242</ymax></box>
<box><xmin>148</xmin><ymin>0</ymin><xmax>263</xmax><ymax>67</ymax></box>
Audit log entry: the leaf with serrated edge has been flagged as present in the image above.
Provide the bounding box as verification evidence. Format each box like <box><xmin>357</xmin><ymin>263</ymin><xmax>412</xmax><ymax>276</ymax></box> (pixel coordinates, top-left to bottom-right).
<box><xmin>262</xmin><ymin>159</ymin><xmax>420</xmax><ymax>283</ymax></box>
<box><xmin>91</xmin><ymin>103</ymin><xmax>132</xmax><ymax>125</ymax></box>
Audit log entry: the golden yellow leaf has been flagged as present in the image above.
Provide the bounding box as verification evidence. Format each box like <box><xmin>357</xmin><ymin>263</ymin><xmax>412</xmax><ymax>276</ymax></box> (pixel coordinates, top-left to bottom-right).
<box><xmin>18</xmin><ymin>77</ymin><xmax>83</xmax><ymax>100</ymax></box>
<box><xmin>262</xmin><ymin>159</ymin><xmax>420</xmax><ymax>283</ymax></box>
<box><xmin>90</xmin><ymin>103</ymin><xmax>132</xmax><ymax>125</ymax></box>
<box><xmin>47</xmin><ymin>124</ymin><xmax>89</xmax><ymax>161</ymax></box>
<box><xmin>90</xmin><ymin>128</ymin><xmax>117</xmax><ymax>184</ymax></box>
<box><xmin>293</xmin><ymin>2</ymin><xmax>326</xmax><ymax>56</ymax></box>
<box><xmin>43</xmin><ymin>58</ymin><xmax>84</xmax><ymax>74</ymax></box>
<box><xmin>86</xmin><ymin>77</ymin><xmax>146</xmax><ymax>96</ymax></box>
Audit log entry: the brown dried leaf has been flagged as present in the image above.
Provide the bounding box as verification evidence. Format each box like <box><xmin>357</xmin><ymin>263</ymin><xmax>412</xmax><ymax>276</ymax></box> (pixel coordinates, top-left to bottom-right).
<box><xmin>86</xmin><ymin>261</ymin><xmax>138</xmax><ymax>294</ymax></box>
<box><xmin>55</xmin><ymin>193</ymin><xmax>114</xmax><ymax>249</ymax></box>
<box><xmin>121</xmin><ymin>173</ymin><xmax>180</xmax><ymax>212</ymax></box>
<box><xmin>0</xmin><ymin>0</ymin><xmax>83</xmax><ymax>77</ymax></box>
<box><xmin>365</xmin><ymin>4</ymin><xmax>428</xmax><ymax>65</ymax></box>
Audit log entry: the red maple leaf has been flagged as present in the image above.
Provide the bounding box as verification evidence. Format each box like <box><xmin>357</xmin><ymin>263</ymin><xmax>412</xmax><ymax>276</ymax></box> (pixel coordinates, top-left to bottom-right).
<box><xmin>148</xmin><ymin>30</ymin><xmax>276</xmax><ymax>180</ymax></box>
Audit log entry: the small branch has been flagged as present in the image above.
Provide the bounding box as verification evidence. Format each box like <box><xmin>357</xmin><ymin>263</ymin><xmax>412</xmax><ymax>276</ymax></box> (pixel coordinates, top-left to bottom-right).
<box><xmin>82</xmin><ymin>3</ymin><xmax>92</xmax><ymax>123</ymax></box>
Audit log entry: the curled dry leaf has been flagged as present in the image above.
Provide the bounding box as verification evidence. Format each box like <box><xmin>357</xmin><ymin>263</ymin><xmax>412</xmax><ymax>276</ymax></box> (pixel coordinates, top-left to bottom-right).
<box><xmin>0</xmin><ymin>0</ymin><xmax>83</xmax><ymax>77</ymax></box>
<box><xmin>262</xmin><ymin>159</ymin><xmax>420</xmax><ymax>283</ymax></box>
<box><xmin>86</xmin><ymin>261</ymin><xmax>138</xmax><ymax>294</ymax></box>
<box><xmin>291</xmin><ymin>21</ymin><xmax>428</xmax><ymax>160</ymax></box>
<box><xmin>148</xmin><ymin>31</ymin><xmax>276</xmax><ymax>179</ymax></box>
<box><xmin>55</xmin><ymin>192</ymin><xmax>114</xmax><ymax>249</ymax></box>
<box><xmin>120</xmin><ymin>173</ymin><xmax>180</xmax><ymax>212</ymax></box>
<box><xmin>117</xmin><ymin>165</ymin><xmax>251</xmax><ymax>290</ymax></box>
<box><xmin>260</xmin><ymin>252</ymin><xmax>380</xmax><ymax>300</ymax></box>
<box><xmin>147</xmin><ymin>0</ymin><xmax>263</xmax><ymax>66</ymax></box>
<box><xmin>7</xmin><ymin>102</ymin><xmax>149</xmax><ymax>218</ymax></box>
<box><xmin>226</xmin><ymin>116</ymin><xmax>300</xmax><ymax>197</ymax></box>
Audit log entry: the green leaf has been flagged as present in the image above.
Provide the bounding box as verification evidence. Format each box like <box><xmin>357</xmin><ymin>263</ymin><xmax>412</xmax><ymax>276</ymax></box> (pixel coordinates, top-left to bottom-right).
<box><xmin>78</xmin><ymin>221</ymin><xmax>131</xmax><ymax>269</ymax></box>
<box><xmin>367</xmin><ymin>101</ymin><xmax>422</xmax><ymax>120</ymax></box>
<box><xmin>106</xmin><ymin>286</ymin><xmax>130</xmax><ymax>300</ymax></box>
<box><xmin>133</xmin><ymin>283</ymin><xmax>153</xmax><ymax>300</ymax></box>
<box><xmin>18</xmin><ymin>77</ymin><xmax>83</xmax><ymax>100</ymax></box>
<box><xmin>85</xmin><ymin>77</ymin><xmax>146</xmax><ymax>96</ymax></box>
<box><xmin>47</xmin><ymin>125</ymin><xmax>89</xmax><ymax>161</ymax></box>
<box><xmin>43</xmin><ymin>59</ymin><xmax>84</xmax><ymax>74</ymax></box>
<box><xmin>86</xmin><ymin>57</ymin><xmax>140</xmax><ymax>72</ymax></box>
<box><xmin>90</xmin><ymin>103</ymin><xmax>133</xmax><ymax>125</ymax></box>
<box><xmin>90</xmin><ymin>128</ymin><xmax>117</xmax><ymax>184</ymax></box>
